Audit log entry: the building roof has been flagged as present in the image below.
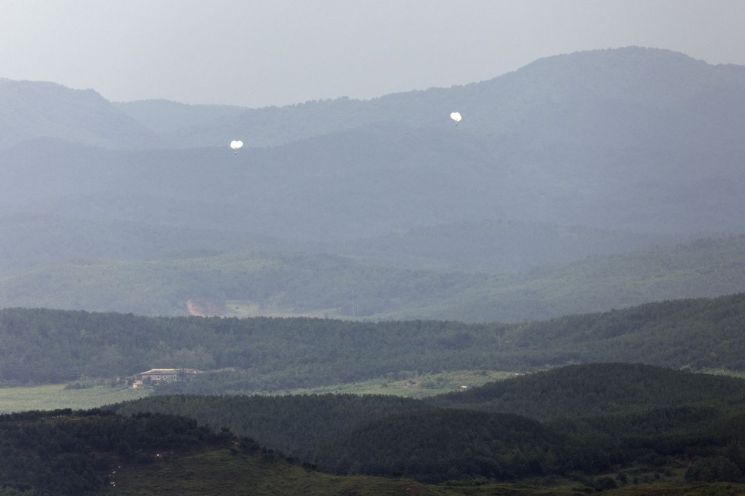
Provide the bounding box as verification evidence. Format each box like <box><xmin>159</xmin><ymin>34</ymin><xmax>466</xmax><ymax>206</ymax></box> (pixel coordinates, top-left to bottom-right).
<box><xmin>136</xmin><ymin>368</ymin><xmax>201</xmax><ymax>376</ymax></box>
<box><xmin>138</xmin><ymin>368</ymin><xmax>180</xmax><ymax>375</ymax></box>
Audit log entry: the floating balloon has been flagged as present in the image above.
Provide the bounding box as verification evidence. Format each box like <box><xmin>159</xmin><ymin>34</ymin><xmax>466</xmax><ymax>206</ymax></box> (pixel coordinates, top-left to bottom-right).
<box><xmin>230</xmin><ymin>140</ymin><xmax>244</xmax><ymax>150</ymax></box>
<box><xmin>450</xmin><ymin>112</ymin><xmax>462</xmax><ymax>123</ymax></box>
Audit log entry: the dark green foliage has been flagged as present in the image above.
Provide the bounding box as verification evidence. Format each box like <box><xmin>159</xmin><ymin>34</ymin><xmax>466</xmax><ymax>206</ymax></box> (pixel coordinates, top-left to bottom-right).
<box><xmin>0</xmin><ymin>308</ymin><xmax>512</xmax><ymax>387</ymax></box>
<box><xmin>112</xmin><ymin>364</ymin><xmax>745</xmax><ymax>484</ymax></box>
<box><xmin>0</xmin><ymin>410</ymin><xmax>227</xmax><ymax>496</ymax></box>
<box><xmin>115</xmin><ymin>395</ymin><xmax>593</xmax><ymax>482</ymax></box>
<box><xmin>686</xmin><ymin>457</ymin><xmax>743</xmax><ymax>482</ymax></box>
<box><xmin>500</xmin><ymin>293</ymin><xmax>745</xmax><ymax>370</ymax></box>
<box><xmin>313</xmin><ymin>409</ymin><xmax>569</xmax><ymax>482</ymax></box>
<box><xmin>432</xmin><ymin>364</ymin><xmax>745</xmax><ymax>419</ymax></box>
<box><xmin>114</xmin><ymin>394</ymin><xmax>431</xmax><ymax>460</ymax></box>
<box><xmin>6</xmin><ymin>293</ymin><xmax>745</xmax><ymax>390</ymax></box>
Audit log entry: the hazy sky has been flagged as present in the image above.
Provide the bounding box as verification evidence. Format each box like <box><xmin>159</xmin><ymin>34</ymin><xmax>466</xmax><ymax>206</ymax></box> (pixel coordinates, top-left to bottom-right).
<box><xmin>2</xmin><ymin>0</ymin><xmax>744</xmax><ymax>107</ymax></box>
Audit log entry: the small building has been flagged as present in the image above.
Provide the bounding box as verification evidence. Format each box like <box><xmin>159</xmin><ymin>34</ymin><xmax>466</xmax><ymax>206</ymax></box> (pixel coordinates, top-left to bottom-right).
<box><xmin>130</xmin><ymin>368</ymin><xmax>200</xmax><ymax>389</ymax></box>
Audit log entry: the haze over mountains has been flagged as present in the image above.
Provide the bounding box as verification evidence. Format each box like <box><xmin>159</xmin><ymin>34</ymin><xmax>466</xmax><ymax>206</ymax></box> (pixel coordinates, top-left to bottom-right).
<box><xmin>3</xmin><ymin>46</ymin><xmax>745</xmax><ymax>319</ymax></box>
<box><xmin>0</xmin><ymin>78</ymin><xmax>157</xmax><ymax>150</ymax></box>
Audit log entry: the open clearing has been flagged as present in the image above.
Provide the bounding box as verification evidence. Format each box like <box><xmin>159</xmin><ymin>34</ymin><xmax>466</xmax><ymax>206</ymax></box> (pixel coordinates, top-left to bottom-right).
<box><xmin>277</xmin><ymin>370</ymin><xmax>517</xmax><ymax>398</ymax></box>
<box><xmin>0</xmin><ymin>384</ymin><xmax>150</xmax><ymax>413</ymax></box>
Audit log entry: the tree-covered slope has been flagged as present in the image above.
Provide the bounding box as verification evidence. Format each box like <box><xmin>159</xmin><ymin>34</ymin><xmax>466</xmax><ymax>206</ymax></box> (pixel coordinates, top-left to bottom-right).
<box><xmin>5</xmin><ymin>49</ymin><xmax>745</xmax><ymax>245</ymax></box>
<box><xmin>113</xmin><ymin>395</ymin><xmax>582</xmax><ymax>483</ymax></box>
<box><xmin>2</xmin><ymin>233</ymin><xmax>745</xmax><ymax>323</ymax></box>
<box><xmin>139</xmin><ymin>47</ymin><xmax>745</xmax><ymax>154</ymax></box>
<box><xmin>0</xmin><ymin>214</ymin><xmax>284</xmax><ymax>276</ymax></box>
<box><xmin>0</xmin><ymin>251</ymin><xmax>489</xmax><ymax>317</ymax></box>
<box><xmin>0</xmin><ymin>79</ymin><xmax>157</xmax><ymax>150</ymax></box>
<box><xmin>500</xmin><ymin>293</ymin><xmax>745</xmax><ymax>370</ymax></box>
<box><xmin>315</xmin><ymin>409</ymin><xmax>568</xmax><ymax>482</ymax></box>
<box><xmin>339</xmin><ymin>220</ymin><xmax>675</xmax><ymax>274</ymax></box>
<box><xmin>4</xmin><ymin>293</ymin><xmax>745</xmax><ymax>390</ymax></box>
<box><xmin>387</xmin><ymin>235</ymin><xmax>745</xmax><ymax>322</ymax></box>
<box><xmin>113</xmin><ymin>394</ymin><xmax>431</xmax><ymax>461</ymax></box>
<box><xmin>112</xmin><ymin>368</ymin><xmax>745</xmax><ymax>485</ymax></box>
<box><xmin>0</xmin><ymin>410</ymin><xmax>466</xmax><ymax>496</ymax></box>
<box><xmin>0</xmin><ymin>410</ymin><xmax>227</xmax><ymax>495</ymax></box>
<box><xmin>104</xmin><ymin>448</ymin><xmax>470</xmax><ymax>496</ymax></box>
<box><xmin>430</xmin><ymin>364</ymin><xmax>745</xmax><ymax>420</ymax></box>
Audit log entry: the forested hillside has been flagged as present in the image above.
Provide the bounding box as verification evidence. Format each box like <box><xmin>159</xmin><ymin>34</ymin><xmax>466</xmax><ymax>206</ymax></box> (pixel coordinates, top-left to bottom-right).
<box><xmin>5</xmin><ymin>379</ymin><xmax>745</xmax><ymax>494</ymax></box>
<box><xmin>5</xmin><ymin>48</ymin><xmax>745</xmax><ymax>323</ymax></box>
<box><xmin>111</xmin><ymin>394</ymin><xmax>606</xmax><ymax>482</ymax></box>
<box><xmin>0</xmin><ymin>79</ymin><xmax>157</xmax><ymax>150</ymax></box>
<box><xmin>114</xmin><ymin>395</ymin><xmax>431</xmax><ymax>461</ymax></box>
<box><xmin>0</xmin><ymin>251</ymin><xmax>489</xmax><ymax>318</ymax></box>
<box><xmin>339</xmin><ymin>220</ymin><xmax>675</xmax><ymax>274</ymax></box>
<box><xmin>431</xmin><ymin>364</ymin><xmax>745</xmax><ymax>419</ymax></box>
<box><xmin>3</xmin><ymin>232</ymin><xmax>745</xmax><ymax>322</ymax></box>
<box><xmin>4</xmin><ymin>294</ymin><xmax>745</xmax><ymax>390</ymax></box>
<box><xmin>387</xmin><ymin>234</ymin><xmax>745</xmax><ymax>322</ymax></box>
<box><xmin>0</xmin><ymin>410</ymin><xmax>227</xmax><ymax>495</ymax></box>
<box><xmin>115</xmin><ymin>365</ymin><xmax>745</xmax><ymax>484</ymax></box>
<box><xmin>0</xmin><ymin>410</ymin><xmax>462</xmax><ymax>496</ymax></box>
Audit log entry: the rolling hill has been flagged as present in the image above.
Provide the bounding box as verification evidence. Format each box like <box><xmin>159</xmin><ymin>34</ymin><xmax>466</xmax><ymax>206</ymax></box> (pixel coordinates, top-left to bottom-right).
<box><xmin>114</xmin><ymin>366</ymin><xmax>745</xmax><ymax>485</ymax></box>
<box><xmin>0</xmin><ymin>409</ymin><xmax>468</xmax><ymax>496</ymax></box>
<box><xmin>2</xmin><ymin>233</ymin><xmax>745</xmax><ymax>322</ymax></box>
<box><xmin>335</xmin><ymin>220</ymin><xmax>675</xmax><ymax>274</ymax></box>
<box><xmin>430</xmin><ymin>364</ymin><xmax>745</xmax><ymax>420</ymax></box>
<box><xmin>0</xmin><ymin>78</ymin><xmax>157</xmax><ymax>150</ymax></box>
<box><xmin>124</xmin><ymin>47</ymin><xmax>745</xmax><ymax>154</ymax></box>
<box><xmin>5</xmin><ymin>292</ymin><xmax>745</xmax><ymax>391</ymax></box>
<box><xmin>4</xmin><ymin>48</ymin><xmax>745</xmax><ymax>325</ymax></box>
<box><xmin>3</xmin><ymin>48</ymin><xmax>745</xmax><ymax>242</ymax></box>
<box><xmin>0</xmin><ymin>213</ymin><xmax>284</xmax><ymax>275</ymax></box>
<box><xmin>386</xmin><ymin>234</ymin><xmax>745</xmax><ymax>322</ymax></box>
<box><xmin>114</xmin><ymin>99</ymin><xmax>245</xmax><ymax>136</ymax></box>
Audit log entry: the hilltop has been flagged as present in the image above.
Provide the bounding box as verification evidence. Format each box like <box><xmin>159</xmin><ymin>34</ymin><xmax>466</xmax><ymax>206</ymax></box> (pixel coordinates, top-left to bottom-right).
<box><xmin>430</xmin><ymin>363</ymin><xmax>745</xmax><ymax>419</ymax></box>
<box><xmin>4</xmin><ymin>48</ymin><xmax>745</xmax><ymax>239</ymax></box>
<box><xmin>0</xmin><ymin>78</ymin><xmax>157</xmax><ymax>150</ymax></box>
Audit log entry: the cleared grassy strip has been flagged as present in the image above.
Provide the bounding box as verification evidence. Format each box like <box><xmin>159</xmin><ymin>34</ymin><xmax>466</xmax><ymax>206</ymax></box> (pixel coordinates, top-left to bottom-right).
<box><xmin>275</xmin><ymin>370</ymin><xmax>517</xmax><ymax>398</ymax></box>
<box><xmin>0</xmin><ymin>384</ymin><xmax>149</xmax><ymax>413</ymax></box>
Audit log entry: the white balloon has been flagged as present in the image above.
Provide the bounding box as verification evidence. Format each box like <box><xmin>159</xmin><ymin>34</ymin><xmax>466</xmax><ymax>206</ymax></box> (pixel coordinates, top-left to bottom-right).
<box><xmin>450</xmin><ymin>112</ymin><xmax>462</xmax><ymax>123</ymax></box>
<box><xmin>230</xmin><ymin>140</ymin><xmax>244</xmax><ymax>150</ymax></box>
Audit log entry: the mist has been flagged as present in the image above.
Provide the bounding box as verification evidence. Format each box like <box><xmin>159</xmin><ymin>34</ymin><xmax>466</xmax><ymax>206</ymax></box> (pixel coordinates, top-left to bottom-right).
<box><xmin>5</xmin><ymin>4</ymin><xmax>745</xmax><ymax>494</ymax></box>
<box><xmin>2</xmin><ymin>0</ymin><xmax>745</xmax><ymax>106</ymax></box>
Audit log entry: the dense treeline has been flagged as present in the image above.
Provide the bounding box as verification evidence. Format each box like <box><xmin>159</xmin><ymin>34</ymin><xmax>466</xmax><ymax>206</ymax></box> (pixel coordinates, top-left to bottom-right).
<box><xmin>0</xmin><ymin>308</ymin><xmax>510</xmax><ymax>386</ymax></box>
<box><xmin>3</xmin><ymin>381</ymin><xmax>745</xmax><ymax>494</ymax></box>
<box><xmin>114</xmin><ymin>395</ymin><xmax>596</xmax><ymax>482</ymax></box>
<box><xmin>312</xmin><ymin>409</ymin><xmax>573</xmax><ymax>482</ymax></box>
<box><xmin>114</xmin><ymin>392</ymin><xmax>745</xmax><ymax>484</ymax></box>
<box><xmin>114</xmin><ymin>365</ymin><xmax>745</xmax><ymax>483</ymax></box>
<box><xmin>114</xmin><ymin>394</ymin><xmax>430</xmax><ymax>461</ymax></box>
<box><xmin>5</xmin><ymin>293</ymin><xmax>745</xmax><ymax>389</ymax></box>
<box><xmin>0</xmin><ymin>410</ymin><xmax>230</xmax><ymax>495</ymax></box>
<box><xmin>431</xmin><ymin>364</ymin><xmax>745</xmax><ymax>419</ymax></box>
<box><xmin>5</xmin><ymin>231</ymin><xmax>745</xmax><ymax>324</ymax></box>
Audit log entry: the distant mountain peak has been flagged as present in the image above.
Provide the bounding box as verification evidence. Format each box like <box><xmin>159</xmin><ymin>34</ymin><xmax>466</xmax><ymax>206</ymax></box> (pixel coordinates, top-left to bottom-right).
<box><xmin>0</xmin><ymin>77</ymin><xmax>158</xmax><ymax>150</ymax></box>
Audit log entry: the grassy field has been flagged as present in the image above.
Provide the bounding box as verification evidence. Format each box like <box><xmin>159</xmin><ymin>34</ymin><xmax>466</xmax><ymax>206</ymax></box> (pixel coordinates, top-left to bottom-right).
<box><xmin>0</xmin><ymin>371</ymin><xmax>508</xmax><ymax>413</ymax></box>
<box><xmin>277</xmin><ymin>370</ymin><xmax>518</xmax><ymax>398</ymax></box>
<box><xmin>0</xmin><ymin>384</ymin><xmax>150</xmax><ymax>413</ymax></box>
<box><xmin>224</xmin><ymin>299</ymin><xmax>345</xmax><ymax>319</ymax></box>
<box><xmin>0</xmin><ymin>371</ymin><xmax>511</xmax><ymax>413</ymax></box>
